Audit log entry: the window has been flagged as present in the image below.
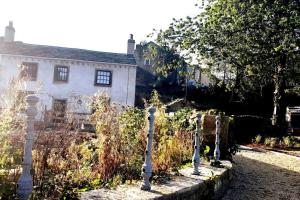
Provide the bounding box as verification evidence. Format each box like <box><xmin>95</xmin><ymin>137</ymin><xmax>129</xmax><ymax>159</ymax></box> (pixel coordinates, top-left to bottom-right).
<box><xmin>54</xmin><ymin>65</ymin><xmax>69</xmax><ymax>82</ymax></box>
<box><xmin>20</xmin><ymin>62</ymin><xmax>38</xmax><ymax>81</ymax></box>
<box><xmin>52</xmin><ymin>99</ymin><xmax>67</xmax><ymax>123</ymax></box>
<box><xmin>95</xmin><ymin>70</ymin><xmax>112</xmax><ymax>86</ymax></box>
<box><xmin>144</xmin><ymin>59</ymin><xmax>151</xmax><ymax>66</ymax></box>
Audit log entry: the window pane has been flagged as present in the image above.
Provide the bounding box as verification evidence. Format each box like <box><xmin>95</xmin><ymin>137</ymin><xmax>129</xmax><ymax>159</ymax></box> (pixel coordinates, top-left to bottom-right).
<box><xmin>95</xmin><ymin>70</ymin><xmax>111</xmax><ymax>86</ymax></box>
<box><xmin>55</xmin><ymin>66</ymin><xmax>68</xmax><ymax>82</ymax></box>
<box><xmin>21</xmin><ymin>62</ymin><xmax>38</xmax><ymax>81</ymax></box>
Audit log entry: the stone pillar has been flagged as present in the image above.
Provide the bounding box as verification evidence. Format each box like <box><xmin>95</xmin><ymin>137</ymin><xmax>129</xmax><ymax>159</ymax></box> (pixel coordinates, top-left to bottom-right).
<box><xmin>214</xmin><ymin>115</ymin><xmax>221</xmax><ymax>162</ymax></box>
<box><xmin>192</xmin><ymin>114</ymin><xmax>201</xmax><ymax>175</ymax></box>
<box><xmin>141</xmin><ymin>107</ymin><xmax>156</xmax><ymax>191</ymax></box>
<box><xmin>17</xmin><ymin>95</ymin><xmax>39</xmax><ymax>200</ymax></box>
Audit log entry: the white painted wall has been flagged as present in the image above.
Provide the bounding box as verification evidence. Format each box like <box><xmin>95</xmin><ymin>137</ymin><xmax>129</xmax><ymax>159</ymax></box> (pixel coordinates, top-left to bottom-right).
<box><xmin>0</xmin><ymin>54</ymin><xmax>136</xmax><ymax>118</ymax></box>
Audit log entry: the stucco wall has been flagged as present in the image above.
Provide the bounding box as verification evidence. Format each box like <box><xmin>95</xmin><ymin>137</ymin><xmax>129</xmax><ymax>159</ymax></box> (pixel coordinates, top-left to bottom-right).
<box><xmin>0</xmin><ymin>54</ymin><xmax>136</xmax><ymax>115</ymax></box>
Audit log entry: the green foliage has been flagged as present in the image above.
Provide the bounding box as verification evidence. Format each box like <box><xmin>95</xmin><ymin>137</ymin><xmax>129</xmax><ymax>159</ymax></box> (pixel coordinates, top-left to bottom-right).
<box><xmin>144</xmin><ymin>42</ymin><xmax>187</xmax><ymax>77</ymax></box>
<box><xmin>179</xmin><ymin>162</ymin><xmax>192</xmax><ymax>169</ymax></box>
<box><xmin>253</xmin><ymin>135</ymin><xmax>262</xmax><ymax>144</ymax></box>
<box><xmin>264</xmin><ymin>137</ymin><xmax>278</xmax><ymax>148</ymax></box>
<box><xmin>264</xmin><ymin>137</ymin><xmax>272</xmax><ymax>146</ymax></box>
<box><xmin>149</xmin><ymin>93</ymin><xmax>193</xmax><ymax>172</ymax></box>
<box><xmin>148</xmin><ymin>90</ymin><xmax>162</xmax><ymax>107</ymax></box>
<box><xmin>0</xmin><ymin>78</ymin><xmax>29</xmax><ymax>198</ymax></box>
<box><xmin>280</xmin><ymin>136</ymin><xmax>300</xmax><ymax>148</ymax></box>
<box><xmin>204</xmin><ymin>145</ymin><xmax>210</xmax><ymax>155</ymax></box>
<box><xmin>170</xmin><ymin>108</ymin><xmax>194</xmax><ymax>131</ymax></box>
<box><xmin>1</xmin><ymin>90</ymin><xmax>238</xmax><ymax>199</ymax></box>
<box><xmin>154</xmin><ymin>0</ymin><xmax>300</xmax><ymax>130</ymax></box>
<box><xmin>118</xmin><ymin>107</ymin><xmax>146</xmax><ymax>181</ymax></box>
<box><xmin>0</xmin><ymin>171</ymin><xmax>18</xmax><ymax>200</ymax></box>
<box><xmin>282</xmin><ymin>136</ymin><xmax>293</xmax><ymax>148</ymax></box>
<box><xmin>261</xmin><ymin>136</ymin><xmax>300</xmax><ymax>149</ymax></box>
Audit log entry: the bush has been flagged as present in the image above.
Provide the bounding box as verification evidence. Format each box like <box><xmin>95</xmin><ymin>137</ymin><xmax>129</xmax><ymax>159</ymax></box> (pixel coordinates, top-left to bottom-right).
<box><xmin>282</xmin><ymin>136</ymin><xmax>294</xmax><ymax>148</ymax></box>
<box><xmin>269</xmin><ymin>138</ymin><xmax>278</xmax><ymax>148</ymax></box>
<box><xmin>264</xmin><ymin>137</ymin><xmax>272</xmax><ymax>146</ymax></box>
<box><xmin>1</xmin><ymin>89</ymin><xmax>237</xmax><ymax>199</ymax></box>
<box><xmin>264</xmin><ymin>137</ymin><xmax>278</xmax><ymax>148</ymax></box>
<box><xmin>32</xmin><ymin>128</ymin><xmax>88</xmax><ymax>199</ymax></box>
<box><xmin>148</xmin><ymin>91</ymin><xmax>193</xmax><ymax>172</ymax></box>
<box><xmin>0</xmin><ymin>78</ymin><xmax>29</xmax><ymax>198</ymax></box>
<box><xmin>253</xmin><ymin>135</ymin><xmax>262</xmax><ymax>144</ymax></box>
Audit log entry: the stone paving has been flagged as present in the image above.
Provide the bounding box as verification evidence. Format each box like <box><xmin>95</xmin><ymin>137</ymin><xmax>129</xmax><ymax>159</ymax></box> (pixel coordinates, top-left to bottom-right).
<box><xmin>221</xmin><ymin>146</ymin><xmax>300</xmax><ymax>200</ymax></box>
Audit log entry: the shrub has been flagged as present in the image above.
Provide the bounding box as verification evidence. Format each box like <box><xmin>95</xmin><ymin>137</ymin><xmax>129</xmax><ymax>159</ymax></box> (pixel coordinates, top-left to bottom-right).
<box><xmin>1</xmin><ymin>88</ymin><xmax>237</xmax><ymax>199</ymax></box>
<box><xmin>264</xmin><ymin>137</ymin><xmax>278</xmax><ymax>148</ymax></box>
<box><xmin>32</xmin><ymin>126</ymin><xmax>94</xmax><ymax>199</ymax></box>
<box><xmin>149</xmin><ymin>92</ymin><xmax>193</xmax><ymax>172</ymax></box>
<box><xmin>269</xmin><ymin>138</ymin><xmax>278</xmax><ymax>148</ymax></box>
<box><xmin>282</xmin><ymin>136</ymin><xmax>294</xmax><ymax>148</ymax></box>
<box><xmin>264</xmin><ymin>137</ymin><xmax>272</xmax><ymax>146</ymax></box>
<box><xmin>0</xmin><ymin>78</ymin><xmax>29</xmax><ymax>198</ymax></box>
<box><xmin>253</xmin><ymin>135</ymin><xmax>262</xmax><ymax>144</ymax></box>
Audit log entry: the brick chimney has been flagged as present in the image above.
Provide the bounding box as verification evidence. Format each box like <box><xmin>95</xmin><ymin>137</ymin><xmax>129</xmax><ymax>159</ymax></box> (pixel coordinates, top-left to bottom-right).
<box><xmin>127</xmin><ymin>34</ymin><xmax>135</xmax><ymax>55</ymax></box>
<box><xmin>4</xmin><ymin>21</ymin><xmax>15</xmax><ymax>42</ymax></box>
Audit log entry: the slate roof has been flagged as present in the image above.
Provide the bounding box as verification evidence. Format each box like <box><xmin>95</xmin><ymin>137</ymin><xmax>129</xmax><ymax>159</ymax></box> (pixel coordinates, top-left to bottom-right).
<box><xmin>0</xmin><ymin>41</ymin><xmax>136</xmax><ymax>65</ymax></box>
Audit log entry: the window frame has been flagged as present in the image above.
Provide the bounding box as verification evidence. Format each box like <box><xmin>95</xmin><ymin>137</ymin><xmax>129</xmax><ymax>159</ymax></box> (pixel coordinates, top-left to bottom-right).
<box><xmin>144</xmin><ymin>59</ymin><xmax>151</xmax><ymax>66</ymax></box>
<box><xmin>94</xmin><ymin>69</ymin><xmax>112</xmax><ymax>87</ymax></box>
<box><xmin>52</xmin><ymin>99</ymin><xmax>67</xmax><ymax>113</ymax></box>
<box><xmin>53</xmin><ymin>65</ymin><xmax>69</xmax><ymax>83</ymax></box>
<box><xmin>20</xmin><ymin>62</ymin><xmax>38</xmax><ymax>81</ymax></box>
<box><xmin>52</xmin><ymin>98</ymin><xmax>67</xmax><ymax>123</ymax></box>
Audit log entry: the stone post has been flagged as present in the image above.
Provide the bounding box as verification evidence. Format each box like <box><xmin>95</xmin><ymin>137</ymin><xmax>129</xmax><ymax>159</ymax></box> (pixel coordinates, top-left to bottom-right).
<box><xmin>141</xmin><ymin>107</ymin><xmax>156</xmax><ymax>191</ymax></box>
<box><xmin>214</xmin><ymin>114</ymin><xmax>221</xmax><ymax>162</ymax></box>
<box><xmin>17</xmin><ymin>95</ymin><xmax>39</xmax><ymax>200</ymax></box>
<box><xmin>192</xmin><ymin>114</ymin><xmax>201</xmax><ymax>175</ymax></box>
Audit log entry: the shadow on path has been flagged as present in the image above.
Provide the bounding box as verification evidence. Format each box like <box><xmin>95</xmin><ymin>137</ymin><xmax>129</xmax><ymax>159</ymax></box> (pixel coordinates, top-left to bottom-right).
<box><xmin>220</xmin><ymin>150</ymin><xmax>300</xmax><ymax>200</ymax></box>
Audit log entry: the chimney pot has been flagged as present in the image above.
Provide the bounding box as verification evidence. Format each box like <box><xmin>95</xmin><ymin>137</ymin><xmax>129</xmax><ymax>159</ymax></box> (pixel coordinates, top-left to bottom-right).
<box><xmin>127</xmin><ymin>34</ymin><xmax>135</xmax><ymax>55</ymax></box>
<box><xmin>4</xmin><ymin>21</ymin><xmax>15</xmax><ymax>42</ymax></box>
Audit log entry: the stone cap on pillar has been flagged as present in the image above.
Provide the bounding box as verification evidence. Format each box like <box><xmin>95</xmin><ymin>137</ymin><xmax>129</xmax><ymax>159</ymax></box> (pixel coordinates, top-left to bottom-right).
<box><xmin>148</xmin><ymin>107</ymin><xmax>156</xmax><ymax>113</ymax></box>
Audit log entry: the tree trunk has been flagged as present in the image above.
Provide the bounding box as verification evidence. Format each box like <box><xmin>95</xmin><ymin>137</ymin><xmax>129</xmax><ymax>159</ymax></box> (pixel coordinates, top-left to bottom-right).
<box><xmin>272</xmin><ymin>54</ymin><xmax>286</xmax><ymax>134</ymax></box>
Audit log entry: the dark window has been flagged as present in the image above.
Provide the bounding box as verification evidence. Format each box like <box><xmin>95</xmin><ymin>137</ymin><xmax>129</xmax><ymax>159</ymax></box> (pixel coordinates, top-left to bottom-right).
<box><xmin>53</xmin><ymin>99</ymin><xmax>67</xmax><ymax>123</ymax></box>
<box><xmin>95</xmin><ymin>70</ymin><xmax>112</xmax><ymax>86</ymax></box>
<box><xmin>20</xmin><ymin>62</ymin><xmax>38</xmax><ymax>81</ymax></box>
<box><xmin>54</xmin><ymin>65</ymin><xmax>69</xmax><ymax>82</ymax></box>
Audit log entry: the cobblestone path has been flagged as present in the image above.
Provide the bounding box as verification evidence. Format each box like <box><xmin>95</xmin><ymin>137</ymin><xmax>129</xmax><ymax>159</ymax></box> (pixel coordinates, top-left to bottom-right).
<box><xmin>221</xmin><ymin>147</ymin><xmax>300</xmax><ymax>200</ymax></box>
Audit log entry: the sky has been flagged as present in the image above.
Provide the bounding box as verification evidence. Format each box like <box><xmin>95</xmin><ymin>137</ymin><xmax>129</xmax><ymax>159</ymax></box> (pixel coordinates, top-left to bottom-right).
<box><xmin>0</xmin><ymin>0</ymin><xmax>200</xmax><ymax>54</ymax></box>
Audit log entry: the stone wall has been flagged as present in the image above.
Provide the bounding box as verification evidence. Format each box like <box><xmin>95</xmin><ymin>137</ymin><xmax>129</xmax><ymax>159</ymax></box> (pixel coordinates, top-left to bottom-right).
<box><xmin>80</xmin><ymin>161</ymin><xmax>232</xmax><ymax>200</ymax></box>
<box><xmin>202</xmin><ymin>114</ymin><xmax>229</xmax><ymax>150</ymax></box>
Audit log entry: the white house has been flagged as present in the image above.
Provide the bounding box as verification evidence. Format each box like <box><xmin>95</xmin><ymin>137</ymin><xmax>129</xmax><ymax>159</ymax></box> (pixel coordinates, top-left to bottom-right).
<box><xmin>0</xmin><ymin>22</ymin><xmax>137</xmax><ymax>121</ymax></box>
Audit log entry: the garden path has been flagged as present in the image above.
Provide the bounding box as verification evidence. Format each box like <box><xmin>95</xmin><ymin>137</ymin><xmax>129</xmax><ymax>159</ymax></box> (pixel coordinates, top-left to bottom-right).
<box><xmin>221</xmin><ymin>147</ymin><xmax>300</xmax><ymax>200</ymax></box>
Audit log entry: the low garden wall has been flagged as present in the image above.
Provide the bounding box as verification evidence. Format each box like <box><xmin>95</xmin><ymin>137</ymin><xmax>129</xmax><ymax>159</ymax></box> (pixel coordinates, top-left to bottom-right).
<box><xmin>81</xmin><ymin>161</ymin><xmax>232</xmax><ymax>200</ymax></box>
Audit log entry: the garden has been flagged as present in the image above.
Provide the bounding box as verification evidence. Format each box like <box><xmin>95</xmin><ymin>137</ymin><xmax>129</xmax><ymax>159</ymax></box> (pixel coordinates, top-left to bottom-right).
<box><xmin>0</xmin><ymin>85</ymin><xmax>238</xmax><ymax>199</ymax></box>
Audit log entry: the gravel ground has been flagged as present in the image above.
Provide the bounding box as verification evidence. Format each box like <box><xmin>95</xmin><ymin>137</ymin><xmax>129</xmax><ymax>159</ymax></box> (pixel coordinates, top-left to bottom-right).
<box><xmin>221</xmin><ymin>147</ymin><xmax>300</xmax><ymax>200</ymax></box>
